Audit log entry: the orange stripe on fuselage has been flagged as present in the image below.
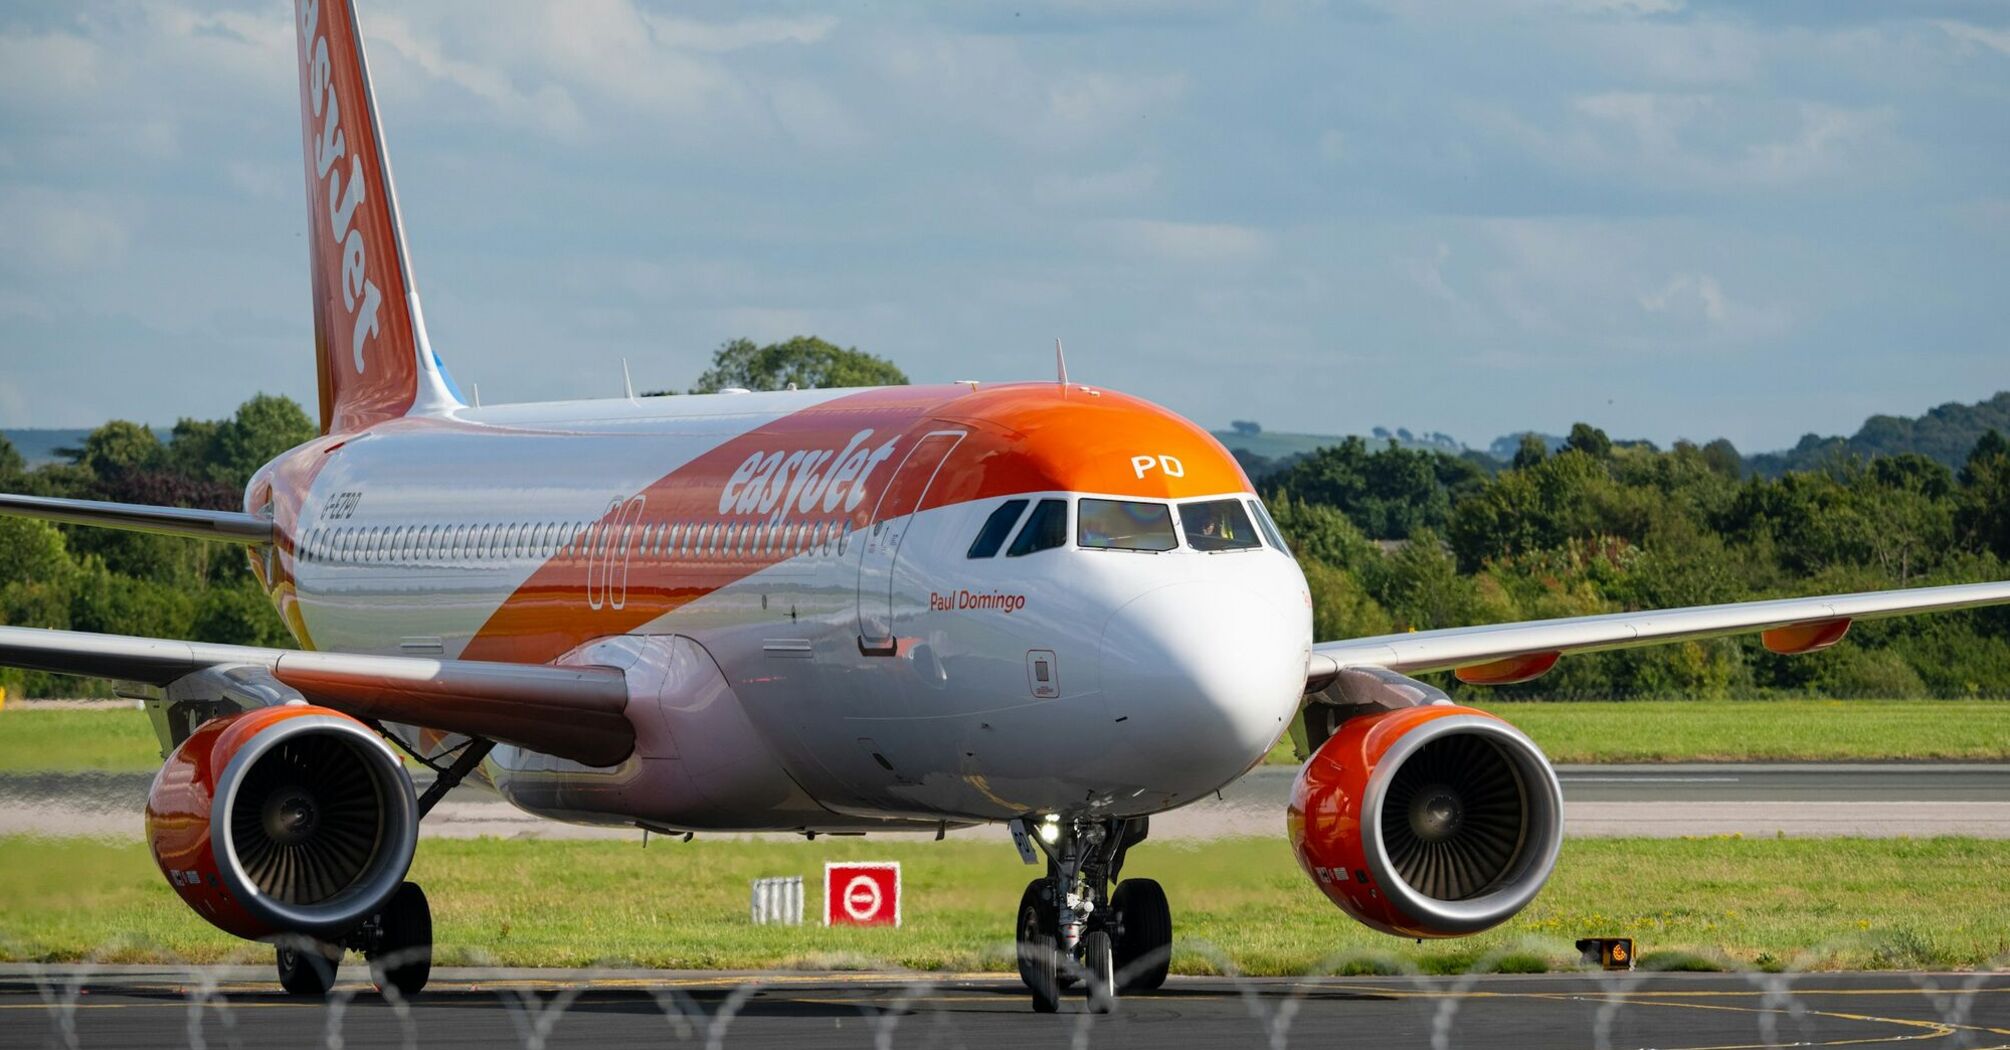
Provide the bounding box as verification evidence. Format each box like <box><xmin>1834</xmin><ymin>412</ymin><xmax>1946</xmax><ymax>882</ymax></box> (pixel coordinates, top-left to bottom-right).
<box><xmin>459</xmin><ymin>382</ymin><xmax>1253</xmax><ymax>664</ymax></box>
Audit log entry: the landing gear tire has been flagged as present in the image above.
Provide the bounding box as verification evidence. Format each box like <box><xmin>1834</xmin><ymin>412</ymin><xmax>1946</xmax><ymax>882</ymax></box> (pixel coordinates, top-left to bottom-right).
<box><xmin>276</xmin><ymin>942</ymin><xmax>339</xmax><ymax>997</ymax></box>
<box><xmin>1080</xmin><ymin>929</ymin><xmax>1117</xmax><ymax>1014</ymax></box>
<box><xmin>1111</xmin><ymin>878</ymin><xmax>1172</xmax><ymax>992</ymax></box>
<box><xmin>1017</xmin><ymin>880</ymin><xmax>1061</xmax><ymax>1014</ymax></box>
<box><xmin>369</xmin><ymin>882</ymin><xmax>433</xmax><ymax>998</ymax></box>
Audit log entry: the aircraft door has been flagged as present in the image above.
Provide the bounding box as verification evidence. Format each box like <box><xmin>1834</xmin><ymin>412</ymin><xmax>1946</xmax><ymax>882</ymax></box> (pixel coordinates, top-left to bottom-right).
<box><xmin>856</xmin><ymin>430</ymin><xmax>964</xmax><ymax>653</ymax></box>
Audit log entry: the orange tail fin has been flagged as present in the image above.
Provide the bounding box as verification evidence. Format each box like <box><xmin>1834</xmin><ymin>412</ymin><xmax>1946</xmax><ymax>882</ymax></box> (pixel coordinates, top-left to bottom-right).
<box><xmin>292</xmin><ymin>0</ymin><xmax>459</xmax><ymax>435</ymax></box>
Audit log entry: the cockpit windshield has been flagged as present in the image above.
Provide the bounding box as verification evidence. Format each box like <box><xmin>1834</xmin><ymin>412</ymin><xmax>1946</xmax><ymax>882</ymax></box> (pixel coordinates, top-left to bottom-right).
<box><xmin>1179</xmin><ymin>499</ymin><xmax>1261</xmax><ymax>552</ymax></box>
<box><xmin>1078</xmin><ymin>499</ymin><xmax>1178</xmax><ymax>552</ymax></box>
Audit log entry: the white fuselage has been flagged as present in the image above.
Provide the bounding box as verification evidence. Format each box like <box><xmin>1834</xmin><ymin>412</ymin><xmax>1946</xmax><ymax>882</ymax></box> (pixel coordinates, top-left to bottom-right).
<box><xmin>265</xmin><ymin>386</ymin><xmax>1313</xmax><ymax>834</ymax></box>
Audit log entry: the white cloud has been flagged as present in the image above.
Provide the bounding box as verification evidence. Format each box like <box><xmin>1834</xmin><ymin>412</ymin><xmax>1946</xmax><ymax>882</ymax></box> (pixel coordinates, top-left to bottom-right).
<box><xmin>1935</xmin><ymin>20</ymin><xmax>2010</xmax><ymax>58</ymax></box>
<box><xmin>645</xmin><ymin>14</ymin><xmax>838</xmax><ymax>53</ymax></box>
<box><xmin>0</xmin><ymin>30</ymin><xmax>103</xmax><ymax>104</ymax></box>
<box><xmin>1403</xmin><ymin>242</ymin><xmax>1459</xmax><ymax>304</ymax></box>
<box><xmin>1033</xmin><ymin>164</ymin><xmax>1160</xmax><ymax>206</ymax></box>
<box><xmin>1464</xmin><ymin>218</ymin><xmax>1792</xmax><ymax>353</ymax></box>
<box><xmin>1553</xmin><ymin>91</ymin><xmax>1896</xmax><ymax>189</ymax></box>
<box><xmin>1639</xmin><ymin>272</ymin><xmax>1727</xmax><ymax>323</ymax></box>
<box><xmin>0</xmin><ymin>191</ymin><xmax>129</xmax><ymax>275</ymax></box>
<box><xmin>871</xmin><ymin>33</ymin><xmax>1185</xmax><ymax>150</ymax></box>
<box><xmin>1096</xmin><ymin>219</ymin><xmax>1270</xmax><ymax>264</ymax></box>
<box><xmin>369</xmin><ymin>12</ymin><xmax>586</xmax><ymax>137</ymax></box>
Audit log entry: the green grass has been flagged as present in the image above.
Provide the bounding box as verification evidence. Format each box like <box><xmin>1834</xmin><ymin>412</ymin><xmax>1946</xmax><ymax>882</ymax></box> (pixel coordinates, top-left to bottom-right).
<box><xmin>1266</xmin><ymin>699</ymin><xmax>2010</xmax><ymax>764</ymax></box>
<box><xmin>2</xmin><ymin>834</ymin><xmax>2005</xmax><ymax>974</ymax></box>
<box><xmin>0</xmin><ymin>707</ymin><xmax>160</xmax><ymax>773</ymax></box>
<box><xmin>13</xmin><ymin>699</ymin><xmax>2010</xmax><ymax>776</ymax></box>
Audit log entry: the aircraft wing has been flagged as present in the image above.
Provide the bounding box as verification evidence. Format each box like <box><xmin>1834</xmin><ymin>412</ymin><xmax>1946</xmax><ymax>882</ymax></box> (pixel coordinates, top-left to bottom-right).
<box><xmin>0</xmin><ymin>626</ymin><xmax>633</xmax><ymax>766</ymax></box>
<box><xmin>0</xmin><ymin>493</ymin><xmax>271</xmax><ymax>543</ymax></box>
<box><xmin>1309</xmin><ymin>580</ymin><xmax>2010</xmax><ymax>688</ymax></box>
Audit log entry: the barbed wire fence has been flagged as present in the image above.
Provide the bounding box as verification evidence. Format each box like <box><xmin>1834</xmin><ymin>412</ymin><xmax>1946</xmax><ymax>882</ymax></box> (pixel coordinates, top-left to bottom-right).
<box><xmin>6</xmin><ymin>934</ymin><xmax>2007</xmax><ymax>1050</ymax></box>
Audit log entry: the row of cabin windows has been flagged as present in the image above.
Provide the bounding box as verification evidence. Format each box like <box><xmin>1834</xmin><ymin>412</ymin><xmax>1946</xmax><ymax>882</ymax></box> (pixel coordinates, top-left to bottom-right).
<box><xmin>296</xmin><ymin>517</ymin><xmax>857</xmax><ymax>567</ymax></box>
<box><xmin>966</xmin><ymin>496</ymin><xmax>1291</xmax><ymax>559</ymax></box>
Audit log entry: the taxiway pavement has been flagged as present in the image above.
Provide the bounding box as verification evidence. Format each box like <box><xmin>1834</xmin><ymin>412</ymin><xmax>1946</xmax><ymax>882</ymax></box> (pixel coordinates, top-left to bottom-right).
<box><xmin>1</xmin><ymin>965</ymin><xmax>2003</xmax><ymax>1050</ymax></box>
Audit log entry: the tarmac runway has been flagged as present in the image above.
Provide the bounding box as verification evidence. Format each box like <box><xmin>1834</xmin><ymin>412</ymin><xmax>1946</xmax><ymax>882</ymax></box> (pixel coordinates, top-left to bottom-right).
<box><xmin>5</xmin><ymin>763</ymin><xmax>2006</xmax><ymax>839</ymax></box>
<box><xmin>2</xmin><ymin>965</ymin><xmax>2004</xmax><ymax>1050</ymax></box>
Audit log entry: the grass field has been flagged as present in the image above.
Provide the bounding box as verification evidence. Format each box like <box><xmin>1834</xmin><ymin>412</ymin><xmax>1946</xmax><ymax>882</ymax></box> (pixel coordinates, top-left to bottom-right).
<box><xmin>1265</xmin><ymin>699</ymin><xmax>2010</xmax><ymax>764</ymax></box>
<box><xmin>0</xmin><ymin>707</ymin><xmax>161</xmax><ymax>773</ymax></box>
<box><xmin>3</xmin><ymin>834</ymin><xmax>2005</xmax><ymax>975</ymax></box>
<box><xmin>8</xmin><ymin>699</ymin><xmax>2010</xmax><ymax>775</ymax></box>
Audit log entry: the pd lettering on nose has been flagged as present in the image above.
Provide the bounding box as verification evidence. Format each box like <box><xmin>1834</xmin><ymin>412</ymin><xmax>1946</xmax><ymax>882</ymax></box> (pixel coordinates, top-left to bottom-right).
<box><xmin>1131</xmin><ymin>454</ymin><xmax>1186</xmax><ymax>479</ymax></box>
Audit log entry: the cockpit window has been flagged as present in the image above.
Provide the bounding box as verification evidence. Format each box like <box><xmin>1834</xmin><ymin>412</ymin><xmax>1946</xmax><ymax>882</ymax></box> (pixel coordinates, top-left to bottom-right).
<box><xmin>1248</xmin><ymin>498</ymin><xmax>1290</xmax><ymax>555</ymax></box>
<box><xmin>1179</xmin><ymin>499</ymin><xmax>1261</xmax><ymax>552</ymax></box>
<box><xmin>1078</xmin><ymin>499</ymin><xmax>1177</xmax><ymax>552</ymax></box>
<box><xmin>1007</xmin><ymin>498</ymin><xmax>1069</xmax><ymax>557</ymax></box>
<box><xmin>967</xmin><ymin>499</ymin><xmax>1029</xmax><ymax>559</ymax></box>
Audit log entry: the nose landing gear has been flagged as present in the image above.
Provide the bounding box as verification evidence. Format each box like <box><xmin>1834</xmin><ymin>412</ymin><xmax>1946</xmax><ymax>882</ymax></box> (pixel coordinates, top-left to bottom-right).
<box><xmin>1012</xmin><ymin>815</ymin><xmax>1169</xmax><ymax>1013</ymax></box>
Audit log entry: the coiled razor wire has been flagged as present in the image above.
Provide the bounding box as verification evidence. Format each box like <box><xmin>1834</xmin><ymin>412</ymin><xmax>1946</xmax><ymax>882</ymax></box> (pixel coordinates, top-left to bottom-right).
<box><xmin>4</xmin><ymin>934</ymin><xmax>2009</xmax><ymax>1049</ymax></box>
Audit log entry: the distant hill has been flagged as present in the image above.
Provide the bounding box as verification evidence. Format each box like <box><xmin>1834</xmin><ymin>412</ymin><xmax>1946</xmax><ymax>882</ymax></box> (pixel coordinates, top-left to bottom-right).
<box><xmin>1745</xmin><ymin>392</ymin><xmax>2010</xmax><ymax>477</ymax></box>
<box><xmin>2</xmin><ymin>428</ymin><xmax>173</xmax><ymax>468</ymax></box>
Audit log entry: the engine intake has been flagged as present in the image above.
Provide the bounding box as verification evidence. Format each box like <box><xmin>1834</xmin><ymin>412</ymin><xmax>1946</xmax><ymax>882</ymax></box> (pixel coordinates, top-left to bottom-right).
<box><xmin>1287</xmin><ymin>705</ymin><xmax>1562</xmax><ymax>938</ymax></box>
<box><xmin>147</xmin><ymin>705</ymin><xmax>417</xmax><ymax>940</ymax></box>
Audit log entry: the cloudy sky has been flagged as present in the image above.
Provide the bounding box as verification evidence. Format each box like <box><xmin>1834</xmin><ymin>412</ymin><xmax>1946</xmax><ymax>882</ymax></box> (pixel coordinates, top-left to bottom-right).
<box><xmin>2</xmin><ymin>0</ymin><xmax>2006</xmax><ymax>452</ymax></box>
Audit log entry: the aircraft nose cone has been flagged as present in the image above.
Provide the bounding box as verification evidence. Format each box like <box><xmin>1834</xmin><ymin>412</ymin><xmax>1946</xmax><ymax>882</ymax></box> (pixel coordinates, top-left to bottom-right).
<box><xmin>1099</xmin><ymin>581</ymin><xmax>1306</xmax><ymax>791</ymax></box>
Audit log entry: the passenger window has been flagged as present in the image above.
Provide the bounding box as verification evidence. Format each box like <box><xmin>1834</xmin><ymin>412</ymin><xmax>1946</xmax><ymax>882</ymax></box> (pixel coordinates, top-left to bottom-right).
<box><xmin>1077</xmin><ymin>499</ymin><xmax>1176</xmax><ymax>553</ymax></box>
<box><xmin>1248</xmin><ymin>499</ymin><xmax>1289</xmax><ymax>555</ymax></box>
<box><xmin>1180</xmin><ymin>499</ymin><xmax>1261</xmax><ymax>552</ymax></box>
<box><xmin>967</xmin><ymin>499</ymin><xmax>1029</xmax><ymax>558</ymax></box>
<box><xmin>1007</xmin><ymin>499</ymin><xmax>1068</xmax><ymax>557</ymax></box>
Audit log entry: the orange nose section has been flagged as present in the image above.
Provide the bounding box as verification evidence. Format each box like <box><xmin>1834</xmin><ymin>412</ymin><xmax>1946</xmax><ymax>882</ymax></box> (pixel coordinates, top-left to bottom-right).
<box><xmin>924</xmin><ymin>383</ymin><xmax>1253</xmax><ymax>509</ymax></box>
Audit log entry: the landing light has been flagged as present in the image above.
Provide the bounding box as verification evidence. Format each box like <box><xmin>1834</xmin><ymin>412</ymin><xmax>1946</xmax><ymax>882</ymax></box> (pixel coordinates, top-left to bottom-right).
<box><xmin>1038</xmin><ymin>816</ymin><xmax>1061</xmax><ymax>844</ymax></box>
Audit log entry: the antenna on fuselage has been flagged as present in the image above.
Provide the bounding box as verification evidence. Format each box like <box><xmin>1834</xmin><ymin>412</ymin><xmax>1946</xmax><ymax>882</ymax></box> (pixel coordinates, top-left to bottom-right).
<box><xmin>622</xmin><ymin>358</ymin><xmax>637</xmax><ymax>401</ymax></box>
<box><xmin>1055</xmin><ymin>338</ymin><xmax>1069</xmax><ymax>385</ymax></box>
<box><xmin>471</xmin><ymin>382</ymin><xmax>481</xmax><ymax>407</ymax></box>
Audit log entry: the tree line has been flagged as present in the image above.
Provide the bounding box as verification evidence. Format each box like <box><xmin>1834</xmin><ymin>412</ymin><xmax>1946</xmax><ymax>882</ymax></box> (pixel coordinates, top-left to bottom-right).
<box><xmin>1263</xmin><ymin>424</ymin><xmax>2010</xmax><ymax>699</ymax></box>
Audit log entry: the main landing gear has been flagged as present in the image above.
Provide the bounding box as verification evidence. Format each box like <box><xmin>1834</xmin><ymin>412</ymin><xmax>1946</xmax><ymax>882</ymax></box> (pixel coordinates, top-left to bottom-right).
<box><xmin>273</xmin><ymin>880</ymin><xmax>434</xmax><ymax>998</ymax></box>
<box><xmin>272</xmin><ymin>737</ymin><xmax>486</xmax><ymax>998</ymax></box>
<box><xmin>1013</xmin><ymin>816</ymin><xmax>1171</xmax><ymax>1014</ymax></box>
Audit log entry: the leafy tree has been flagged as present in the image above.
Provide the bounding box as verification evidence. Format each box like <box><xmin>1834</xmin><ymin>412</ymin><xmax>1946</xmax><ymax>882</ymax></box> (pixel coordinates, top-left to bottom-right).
<box><xmin>1511</xmin><ymin>433</ymin><xmax>1547</xmax><ymax>470</ymax></box>
<box><xmin>1264</xmin><ymin>493</ymin><xmax>1379</xmax><ymax>571</ymax></box>
<box><xmin>1701</xmin><ymin>438</ymin><xmax>1742</xmax><ymax>479</ymax></box>
<box><xmin>1447</xmin><ymin>448</ymin><xmax>1646</xmax><ymax>571</ymax></box>
<box><xmin>78</xmin><ymin>420</ymin><xmax>163</xmax><ymax>481</ymax></box>
<box><xmin>194</xmin><ymin>577</ymin><xmax>293</xmax><ymax>647</ymax></box>
<box><xmin>1301</xmin><ymin>559</ymin><xmax>1392</xmax><ymax>642</ymax></box>
<box><xmin>1957</xmin><ymin>429</ymin><xmax>2010</xmax><ymax>560</ymax></box>
<box><xmin>209</xmin><ymin>394</ymin><xmax>315</xmax><ymax>490</ymax></box>
<box><xmin>164</xmin><ymin>417</ymin><xmax>223</xmax><ymax>480</ymax></box>
<box><xmin>1565</xmin><ymin>422</ymin><xmax>1612</xmax><ymax>460</ymax></box>
<box><xmin>675</xmin><ymin>336</ymin><xmax>908</xmax><ymax>395</ymax></box>
<box><xmin>0</xmin><ymin>434</ymin><xmax>24</xmax><ymax>482</ymax></box>
<box><xmin>1267</xmin><ymin>437</ymin><xmax>1483</xmax><ymax>540</ymax></box>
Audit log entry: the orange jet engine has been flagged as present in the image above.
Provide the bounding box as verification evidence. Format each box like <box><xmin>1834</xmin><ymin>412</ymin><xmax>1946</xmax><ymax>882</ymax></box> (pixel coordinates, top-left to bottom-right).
<box><xmin>146</xmin><ymin>705</ymin><xmax>418</xmax><ymax>941</ymax></box>
<box><xmin>1287</xmin><ymin>705</ymin><xmax>1564</xmax><ymax>938</ymax></box>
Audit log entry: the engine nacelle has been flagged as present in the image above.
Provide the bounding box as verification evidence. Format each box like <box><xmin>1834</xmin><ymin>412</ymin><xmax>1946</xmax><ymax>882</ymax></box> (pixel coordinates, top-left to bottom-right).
<box><xmin>146</xmin><ymin>705</ymin><xmax>418</xmax><ymax>941</ymax></box>
<box><xmin>1287</xmin><ymin>705</ymin><xmax>1563</xmax><ymax>938</ymax></box>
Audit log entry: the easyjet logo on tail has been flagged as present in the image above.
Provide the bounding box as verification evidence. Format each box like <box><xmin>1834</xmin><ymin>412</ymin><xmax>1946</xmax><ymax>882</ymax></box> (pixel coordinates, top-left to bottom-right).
<box><xmin>299</xmin><ymin>0</ymin><xmax>382</xmax><ymax>374</ymax></box>
<box><xmin>719</xmin><ymin>428</ymin><xmax>901</xmax><ymax>525</ymax></box>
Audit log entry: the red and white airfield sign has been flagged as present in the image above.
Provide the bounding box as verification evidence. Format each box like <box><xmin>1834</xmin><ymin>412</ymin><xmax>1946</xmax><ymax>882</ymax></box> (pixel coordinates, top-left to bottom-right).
<box><xmin>824</xmin><ymin>862</ymin><xmax>901</xmax><ymax>927</ymax></box>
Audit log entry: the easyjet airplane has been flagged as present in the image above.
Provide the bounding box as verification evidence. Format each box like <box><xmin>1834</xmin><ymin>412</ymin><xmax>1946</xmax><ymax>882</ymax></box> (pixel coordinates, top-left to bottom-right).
<box><xmin>3</xmin><ymin>0</ymin><xmax>2007</xmax><ymax>1014</ymax></box>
